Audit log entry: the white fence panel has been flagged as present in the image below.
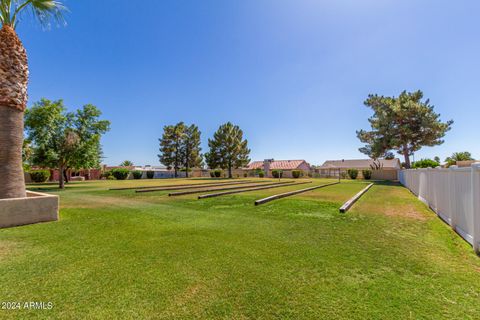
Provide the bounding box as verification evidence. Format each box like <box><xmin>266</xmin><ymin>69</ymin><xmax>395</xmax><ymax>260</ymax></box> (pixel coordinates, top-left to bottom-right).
<box><xmin>399</xmin><ymin>164</ymin><xmax>480</xmax><ymax>254</ymax></box>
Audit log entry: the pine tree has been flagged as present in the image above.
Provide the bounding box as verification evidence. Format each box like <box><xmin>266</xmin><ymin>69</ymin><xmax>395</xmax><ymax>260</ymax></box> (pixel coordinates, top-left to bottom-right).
<box><xmin>205</xmin><ymin>122</ymin><xmax>250</xmax><ymax>178</ymax></box>
<box><xmin>158</xmin><ymin>122</ymin><xmax>186</xmax><ymax>177</ymax></box>
<box><xmin>357</xmin><ymin>90</ymin><xmax>453</xmax><ymax>168</ymax></box>
<box><xmin>182</xmin><ymin>124</ymin><xmax>202</xmax><ymax>178</ymax></box>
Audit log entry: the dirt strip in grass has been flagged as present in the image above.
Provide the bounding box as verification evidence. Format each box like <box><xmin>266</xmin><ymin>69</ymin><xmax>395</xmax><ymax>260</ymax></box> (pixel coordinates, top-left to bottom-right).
<box><xmin>198</xmin><ymin>181</ymin><xmax>313</xmax><ymax>199</ymax></box>
<box><xmin>254</xmin><ymin>182</ymin><xmax>339</xmax><ymax>205</ymax></box>
<box><xmin>169</xmin><ymin>181</ymin><xmax>297</xmax><ymax>196</ymax></box>
<box><xmin>110</xmin><ymin>180</ymin><xmax>259</xmax><ymax>191</ymax></box>
<box><xmin>135</xmin><ymin>180</ymin><xmax>272</xmax><ymax>193</ymax></box>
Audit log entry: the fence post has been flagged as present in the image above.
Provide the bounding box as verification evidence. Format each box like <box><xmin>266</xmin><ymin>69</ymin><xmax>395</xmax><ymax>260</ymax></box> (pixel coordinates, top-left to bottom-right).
<box><xmin>471</xmin><ymin>163</ymin><xmax>480</xmax><ymax>254</ymax></box>
<box><xmin>449</xmin><ymin>166</ymin><xmax>458</xmax><ymax>229</ymax></box>
<box><xmin>427</xmin><ymin>167</ymin><xmax>432</xmax><ymax>207</ymax></box>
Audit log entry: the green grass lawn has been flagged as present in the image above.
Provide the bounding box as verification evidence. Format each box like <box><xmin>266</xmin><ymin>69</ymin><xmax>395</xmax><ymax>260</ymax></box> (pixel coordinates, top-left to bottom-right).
<box><xmin>1</xmin><ymin>178</ymin><xmax>480</xmax><ymax>319</ymax></box>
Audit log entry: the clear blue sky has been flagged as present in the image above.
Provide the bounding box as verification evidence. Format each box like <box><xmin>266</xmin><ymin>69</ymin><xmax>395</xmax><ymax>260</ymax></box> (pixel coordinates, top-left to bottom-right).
<box><xmin>18</xmin><ymin>0</ymin><xmax>480</xmax><ymax>166</ymax></box>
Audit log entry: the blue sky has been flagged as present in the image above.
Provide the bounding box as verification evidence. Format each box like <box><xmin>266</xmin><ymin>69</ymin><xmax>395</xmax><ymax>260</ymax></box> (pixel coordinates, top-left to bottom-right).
<box><xmin>18</xmin><ymin>0</ymin><xmax>480</xmax><ymax>166</ymax></box>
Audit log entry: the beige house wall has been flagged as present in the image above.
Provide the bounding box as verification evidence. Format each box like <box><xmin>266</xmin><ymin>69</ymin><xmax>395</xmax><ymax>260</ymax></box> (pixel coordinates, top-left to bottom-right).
<box><xmin>317</xmin><ymin>168</ymin><xmax>398</xmax><ymax>180</ymax></box>
<box><xmin>457</xmin><ymin>160</ymin><xmax>478</xmax><ymax>168</ymax></box>
<box><xmin>371</xmin><ymin>169</ymin><xmax>398</xmax><ymax>180</ymax></box>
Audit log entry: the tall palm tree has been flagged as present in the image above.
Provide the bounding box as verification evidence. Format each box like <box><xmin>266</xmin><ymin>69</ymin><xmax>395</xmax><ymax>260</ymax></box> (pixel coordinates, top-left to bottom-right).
<box><xmin>0</xmin><ymin>0</ymin><xmax>66</xmax><ymax>199</ymax></box>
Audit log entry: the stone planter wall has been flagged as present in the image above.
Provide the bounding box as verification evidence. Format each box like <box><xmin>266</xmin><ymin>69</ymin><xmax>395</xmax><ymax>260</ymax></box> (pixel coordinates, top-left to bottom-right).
<box><xmin>0</xmin><ymin>191</ymin><xmax>59</xmax><ymax>228</ymax></box>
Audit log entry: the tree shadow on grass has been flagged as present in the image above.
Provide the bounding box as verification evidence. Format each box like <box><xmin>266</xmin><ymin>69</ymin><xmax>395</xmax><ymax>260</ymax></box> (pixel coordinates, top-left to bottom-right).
<box><xmin>371</xmin><ymin>180</ymin><xmax>402</xmax><ymax>186</ymax></box>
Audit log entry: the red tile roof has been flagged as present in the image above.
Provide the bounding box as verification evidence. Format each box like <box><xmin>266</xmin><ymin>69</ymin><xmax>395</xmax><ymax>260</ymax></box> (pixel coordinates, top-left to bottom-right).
<box><xmin>246</xmin><ymin>160</ymin><xmax>309</xmax><ymax>170</ymax></box>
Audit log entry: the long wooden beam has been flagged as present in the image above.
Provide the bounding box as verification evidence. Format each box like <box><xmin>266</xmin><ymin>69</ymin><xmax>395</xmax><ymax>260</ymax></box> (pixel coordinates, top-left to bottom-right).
<box><xmin>198</xmin><ymin>181</ymin><xmax>312</xmax><ymax>199</ymax></box>
<box><xmin>169</xmin><ymin>181</ymin><xmax>296</xmax><ymax>196</ymax></box>
<box><xmin>254</xmin><ymin>182</ymin><xmax>339</xmax><ymax>206</ymax></box>
<box><xmin>339</xmin><ymin>183</ymin><xmax>373</xmax><ymax>213</ymax></box>
<box><xmin>135</xmin><ymin>180</ymin><xmax>270</xmax><ymax>193</ymax></box>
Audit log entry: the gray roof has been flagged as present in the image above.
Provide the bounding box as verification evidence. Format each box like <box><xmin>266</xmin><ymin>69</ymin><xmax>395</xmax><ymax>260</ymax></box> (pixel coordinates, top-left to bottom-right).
<box><xmin>319</xmin><ymin>159</ymin><xmax>401</xmax><ymax>169</ymax></box>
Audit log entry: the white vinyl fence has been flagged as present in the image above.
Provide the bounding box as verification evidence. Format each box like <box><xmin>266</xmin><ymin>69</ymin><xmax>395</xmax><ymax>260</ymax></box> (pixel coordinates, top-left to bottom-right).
<box><xmin>399</xmin><ymin>164</ymin><xmax>480</xmax><ymax>254</ymax></box>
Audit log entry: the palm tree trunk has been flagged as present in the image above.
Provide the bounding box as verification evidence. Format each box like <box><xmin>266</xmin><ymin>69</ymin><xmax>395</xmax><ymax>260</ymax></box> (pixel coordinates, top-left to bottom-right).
<box><xmin>0</xmin><ymin>25</ymin><xmax>29</xmax><ymax>199</ymax></box>
<box><xmin>0</xmin><ymin>107</ymin><xmax>26</xmax><ymax>198</ymax></box>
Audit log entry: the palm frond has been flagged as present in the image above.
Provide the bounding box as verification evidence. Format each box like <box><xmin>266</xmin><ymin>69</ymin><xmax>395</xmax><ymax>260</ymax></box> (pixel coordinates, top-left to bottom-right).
<box><xmin>0</xmin><ymin>0</ymin><xmax>13</xmax><ymax>25</ymax></box>
<box><xmin>9</xmin><ymin>0</ymin><xmax>68</xmax><ymax>29</ymax></box>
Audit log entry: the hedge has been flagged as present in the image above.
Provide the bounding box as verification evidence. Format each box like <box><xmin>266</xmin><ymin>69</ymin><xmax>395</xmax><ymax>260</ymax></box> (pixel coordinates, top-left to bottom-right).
<box><xmin>111</xmin><ymin>168</ymin><xmax>130</xmax><ymax>180</ymax></box>
<box><xmin>347</xmin><ymin>169</ymin><xmax>358</xmax><ymax>180</ymax></box>
<box><xmin>30</xmin><ymin>170</ymin><xmax>50</xmax><ymax>183</ymax></box>
<box><xmin>272</xmin><ymin>170</ymin><xmax>283</xmax><ymax>179</ymax></box>
<box><xmin>132</xmin><ymin>170</ymin><xmax>143</xmax><ymax>179</ymax></box>
<box><xmin>362</xmin><ymin>169</ymin><xmax>372</xmax><ymax>180</ymax></box>
<box><xmin>292</xmin><ymin>170</ymin><xmax>302</xmax><ymax>179</ymax></box>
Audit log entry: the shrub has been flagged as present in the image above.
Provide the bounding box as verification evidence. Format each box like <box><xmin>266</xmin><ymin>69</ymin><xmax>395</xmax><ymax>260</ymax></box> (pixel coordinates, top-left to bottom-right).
<box><xmin>30</xmin><ymin>170</ymin><xmax>50</xmax><ymax>183</ymax></box>
<box><xmin>146</xmin><ymin>171</ymin><xmax>154</xmax><ymax>179</ymax></box>
<box><xmin>209</xmin><ymin>171</ymin><xmax>215</xmax><ymax>178</ymax></box>
<box><xmin>412</xmin><ymin>158</ymin><xmax>440</xmax><ymax>169</ymax></box>
<box><xmin>111</xmin><ymin>168</ymin><xmax>130</xmax><ymax>180</ymax></box>
<box><xmin>101</xmin><ymin>170</ymin><xmax>112</xmax><ymax>179</ymax></box>
<box><xmin>362</xmin><ymin>169</ymin><xmax>372</xmax><ymax>180</ymax></box>
<box><xmin>340</xmin><ymin>171</ymin><xmax>347</xmax><ymax>179</ymax></box>
<box><xmin>292</xmin><ymin>170</ymin><xmax>302</xmax><ymax>179</ymax></box>
<box><xmin>132</xmin><ymin>170</ymin><xmax>143</xmax><ymax>179</ymax></box>
<box><xmin>214</xmin><ymin>170</ymin><xmax>222</xmax><ymax>178</ymax></box>
<box><xmin>243</xmin><ymin>172</ymin><xmax>248</xmax><ymax>178</ymax></box>
<box><xmin>272</xmin><ymin>170</ymin><xmax>283</xmax><ymax>179</ymax></box>
<box><xmin>258</xmin><ymin>171</ymin><xmax>265</xmax><ymax>178</ymax></box>
<box><xmin>347</xmin><ymin>169</ymin><xmax>358</xmax><ymax>180</ymax></box>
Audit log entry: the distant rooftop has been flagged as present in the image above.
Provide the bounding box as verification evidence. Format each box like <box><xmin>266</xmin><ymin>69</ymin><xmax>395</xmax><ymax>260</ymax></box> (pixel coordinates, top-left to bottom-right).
<box><xmin>246</xmin><ymin>160</ymin><xmax>310</xmax><ymax>170</ymax></box>
<box><xmin>319</xmin><ymin>158</ymin><xmax>401</xmax><ymax>169</ymax></box>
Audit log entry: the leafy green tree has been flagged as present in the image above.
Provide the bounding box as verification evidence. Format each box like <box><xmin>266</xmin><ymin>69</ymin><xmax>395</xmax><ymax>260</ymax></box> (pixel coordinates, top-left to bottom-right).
<box><xmin>22</xmin><ymin>139</ymin><xmax>33</xmax><ymax>171</ymax></box>
<box><xmin>205</xmin><ymin>122</ymin><xmax>250</xmax><ymax>178</ymax></box>
<box><xmin>182</xmin><ymin>124</ymin><xmax>202</xmax><ymax>178</ymax></box>
<box><xmin>120</xmin><ymin>160</ymin><xmax>133</xmax><ymax>167</ymax></box>
<box><xmin>412</xmin><ymin>158</ymin><xmax>440</xmax><ymax>169</ymax></box>
<box><xmin>70</xmin><ymin>104</ymin><xmax>110</xmax><ymax>172</ymax></box>
<box><xmin>357</xmin><ymin>90</ymin><xmax>453</xmax><ymax>168</ymax></box>
<box><xmin>434</xmin><ymin>156</ymin><xmax>441</xmax><ymax>163</ymax></box>
<box><xmin>24</xmin><ymin>99</ymin><xmax>110</xmax><ymax>189</ymax></box>
<box><xmin>445</xmin><ymin>152</ymin><xmax>474</xmax><ymax>167</ymax></box>
<box><xmin>0</xmin><ymin>0</ymin><xmax>67</xmax><ymax>199</ymax></box>
<box><xmin>158</xmin><ymin>122</ymin><xmax>186</xmax><ymax>177</ymax></box>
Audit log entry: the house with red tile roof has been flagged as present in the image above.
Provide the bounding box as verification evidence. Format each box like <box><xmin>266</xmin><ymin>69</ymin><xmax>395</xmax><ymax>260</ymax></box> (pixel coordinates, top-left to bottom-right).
<box><xmin>245</xmin><ymin>159</ymin><xmax>311</xmax><ymax>178</ymax></box>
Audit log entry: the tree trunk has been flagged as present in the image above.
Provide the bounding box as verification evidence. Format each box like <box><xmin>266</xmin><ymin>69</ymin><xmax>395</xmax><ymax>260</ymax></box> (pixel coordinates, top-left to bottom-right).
<box><xmin>0</xmin><ymin>25</ymin><xmax>29</xmax><ymax>199</ymax></box>
<box><xmin>185</xmin><ymin>149</ymin><xmax>189</xmax><ymax>178</ymax></box>
<box><xmin>59</xmin><ymin>164</ymin><xmax>65</xmax><ymax>189</ymax></box>
<box><xmin>63</xmin><ymin>168</ymin><xmax>69</xmax><ymax>184</ymax></box>
<box><xmin>0</xmin><ymin>107</ymin><xmax>26</xmax><ymax>198</ymax></box>
<box><xmin>403</xmin><ymin>147</ymin><xmax>411</xmax><ymax>169</ymax></box>
<box><xmin>174</xmin><ymin>167</ymin><xmax>178</xmax><ymax>178</ymax></box>
<box><xmin>228</xmin><ymin>162</ymin><xmax>232</xmax><ymax>178</ymax></box>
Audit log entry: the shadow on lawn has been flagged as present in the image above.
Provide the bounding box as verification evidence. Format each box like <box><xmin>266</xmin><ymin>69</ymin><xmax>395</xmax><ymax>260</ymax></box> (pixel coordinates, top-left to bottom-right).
<box><xmin>371</xmin><ymin>180</ymin><xmax>402</xmax><ymax>186</ymax></box>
